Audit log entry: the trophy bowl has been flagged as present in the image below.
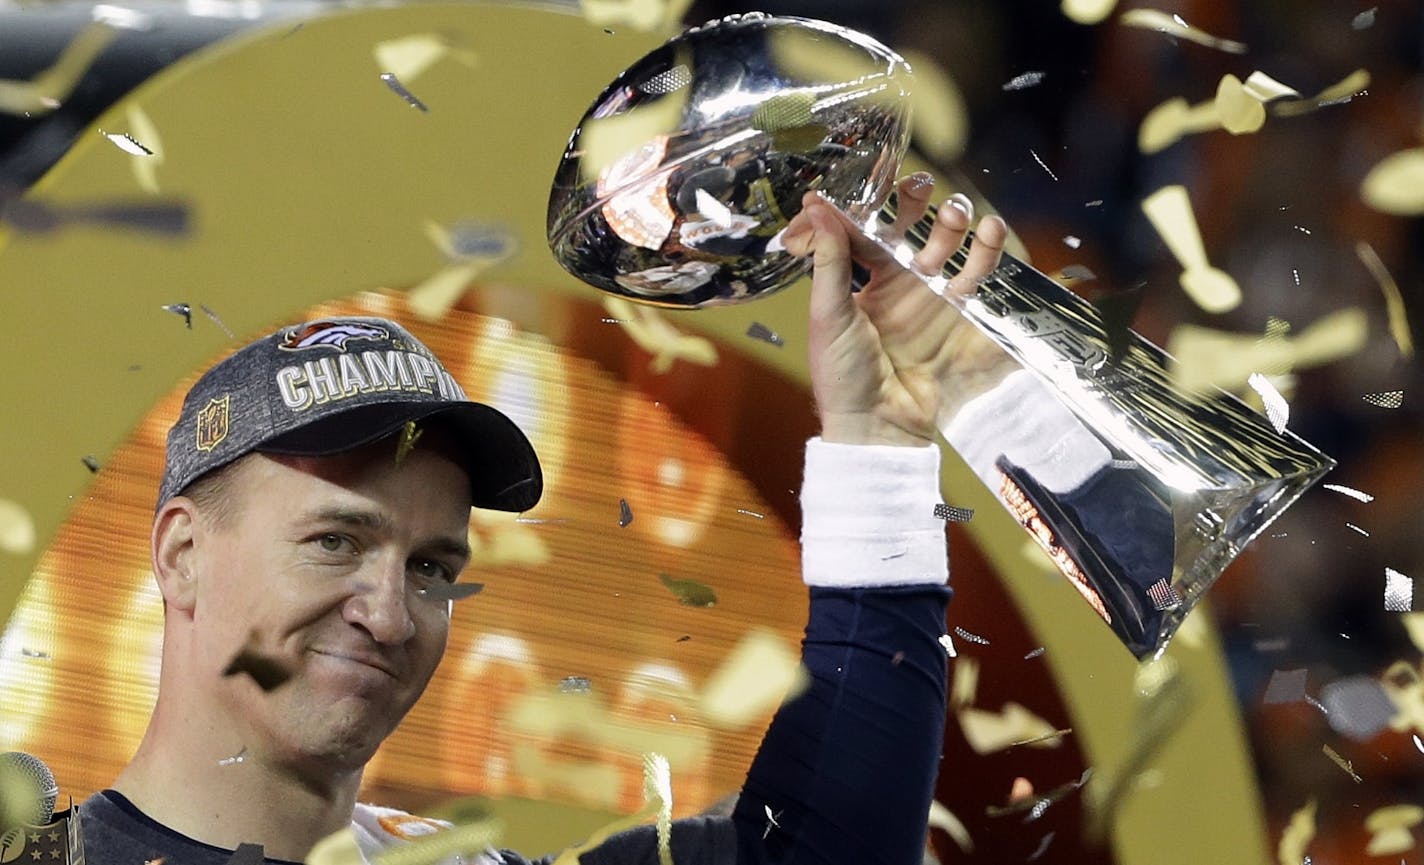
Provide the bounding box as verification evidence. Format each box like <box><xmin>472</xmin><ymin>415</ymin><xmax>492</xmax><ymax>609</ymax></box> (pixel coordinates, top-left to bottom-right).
<box><xmin>548</xmin><ymin>14</ymin><xmax>1336</xmax><ymax>659</ymax></box>
<box><xmin>546</xmin><ymin>13</ymin><xmax>913</xmax><ymax>308</ymax></box>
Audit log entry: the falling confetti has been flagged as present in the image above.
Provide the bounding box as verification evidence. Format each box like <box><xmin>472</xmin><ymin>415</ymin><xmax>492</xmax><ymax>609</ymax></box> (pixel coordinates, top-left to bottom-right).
<box><xmin>896</xmin><ymin>48</ymin><xmax>970</xmax><ymax>164</ymax></box>
<box><xmin>102</xmin><ymin>129</ymin><xmax>153</xmax><ymax>156</ymax></box>
<box><xmin>1278</xmin><ymin>801</ymin><xmax>1317</xmax><ymax>865</ymax></box>
<box><xmin>91</xmin><ymin>4</ymin><xmax>154</xmax><ymax>30</ymax></box>
<box><xmin>950</xmin><ymin>656</ymin><xmax>979</xmax><ymax>709</ymax></box>
<box><xmin>605</xmin><ymin>297</ymin><xmax>718</xmax><ymax>372</ymax></box>
<box><xmin>1360</xmin><ymin>148</ymin><xmax>1424</xmax><ymax>215</ymax></box>
<box><xmin>1385</xmin><ymin>567</ymin><xmax>1414</xmax><ymax>612</ymax></box>
<box><xmin>1119</xmin><ymin>8</ymin><xmax>1247</xmax><ymax>53</ymax></box>
<box><xmin>199</xmin><ymin>304</ymin><xmax>236</xmax><ymax>338</ymax></box>
<box><xmin>746</xmin><ymin>322</ymin><xmax>784</xmax><ymax>346</ymax></box>
<box><xmin>1029</xmin><ymin>148</ymin><xmax>1059</xmax><ymax>181</ymax></box>
<box><xmin>1355</xmin><ymin>242</ymin><xmax>1414</xmax><ymax>358</ymax></box>
<box><xmin>939</xmin><ymin>633</ymin><xmax>957</xmax><ymax>656</ymax></box>
<box><xmin>1061</xmin><ymin>0</ymin><xmax>1117</xmax><ymax>25</ymax></box>
<box><xmin>927</xmin><ymin>801</ymin><xmax>973</xmax><ymax>853</ymax></box>
<box><xmin>1247</xmin><ymin>373</ymin><xmax>1290</xmax><ymax>432</ymax></box>
<box><xmin>1363</xmin><ymin>390</ymin><xmax>1404</xmax><ymax>409</ymax></box>
<box><xmin>1320</xmin><ymin>675</ymin><xmax>1398</xmax><ymax>739</ymax></box>
<box><xmin>658</xmin><ymin>574</ymin><xmax>716</xmax><ymax>607</ymax></box>
<box><xmin>372</xmin><ymin>33</ymin><xmax>475</xmax><ymax>85</ymax></box>
<box><xmin>0</xmin><ymin>498</ymin><xmax>36</xmax><ymax>555</ymax></box>
<box><xmin>1142</xmin><ymin>185</ymin><xmax>1241</xmax><ymax>313</ymax></box>
<box><xmin>19</xmin><ymin>648</ymin><xmax>51</xmax><ymax>660</ymax></box>
<box><xmin>1003</xmin><ymin>71</ymin><xmax>1046</xmax><ymax>91</ymax></box>
<box><xmin>394</xmin><ymin>420</ymin><xmax>423</xmax><ymax>465</ymax></box>
<box><xmin>1321</xmin><ymin>744</ymin><xmax>1362</xmax><ymax>782</ymax></box>
<box><xmin>959</xmin><ymin>703</ymin><xmax>1061</xmax><ymax>754</ymax></box>
<box><xmin>1352</xmin><ymin>7</ymin><xmax>1378</xmax><ymax>29</ymax></box>
<box><xmin>578</xmin><ymin>0</ymin><xmax>693</xmax><ymax>32</ymax></box>
<box><xmin>954</xmin><ymin>626</ymin><xmax>990</xmax><ymax>645</ymax></box>
<box><xmin>380</xmin><ymin>72</ymin><xmax>429</xmax><ymax>112</ymax></box>
<box><xmin>933</xmin><ymin>503</ymin><xmax>974</xmax><ymax>522</ymax></box>
<box><xmin>1364</xmin><ymin>804</ymin><xmax>1423</xmax><ymax>856</ymax></box>
<box><xmin>1322</xmin><ymin>483</ymin><xmax>1374</xmax><ymax>502</ymax></box>
<box><xmin>1262</xmin><ymin>668</ymin><xmax>1308</xmax><ymax>704</ymax></box>
<box><xmin>419</xmin><ymin>582</ymin><xmax>484</xmax><ymax>602</ymax></box>
<box><xmin>1168</xmin><ymin>309</ymin><xmax>1367</xmax><ymax>392</ymax></box>
<box><xmin>618</xmin><ymin>498</ymin><xmax>634</xmax><ymax>527</ymax></box>
<box><xmin>81</xmin><ymin>455</ymin><xmax>100</xmax><ymax>473</ymax></box>
<box><xmin>1057</xmin><ymin>264</ymin><xmax>1097</xmax><ymax>282</ymax></box>
<box><xmin>1062</xmin><ymin>235</ymin><xmax>1081</xmax><ymax>249</ymax></box>
<box><xmin>735</xmin><ymin>508</ymin><xmax>764</xmax><ymax>519</ymax></box>
<box><xmin>217</xmin><ymin>746</ymin><xmax>247</xmax><ymax>766</ymax></box>
<box><xmin>559</xmin><ymin>676</ymin><xmax>592</xmax><ymax>693</ymax></box>
<box><xmin>1345</xmin><ymin>522</ymin><xmax>1370</xmax><ymax>537</ymax></box>
<box><xmin>0</xmin><ymin>22</ymin><xmax>118</xmax><ymax>116</ymax></box>
<box><xmin>698</xmin><ymin>628</ymin><xmax>807</xmax><ymax>728</ymax></box>
<box><xmin>1024</xmin><ymin>647</ymin><xmax>1046</xmax><ymax>660</ymax></box>
<box><xmin>225</xmin><ymin>845</ymin><xmax>266</xmax><ymax>865</ymax></box>
<box><xmin>1274</xmin><ymin>69</ymin><xmax>1370</xmax><ymax>117</ymax></box>
<box><xmin>222</xmin><ymin>636</ymin><xmax>294</xmax><ymax>692</ymax></box>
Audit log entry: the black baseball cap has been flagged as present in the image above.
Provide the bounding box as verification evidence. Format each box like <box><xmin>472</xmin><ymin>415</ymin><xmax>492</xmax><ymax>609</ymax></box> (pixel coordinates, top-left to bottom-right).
<box><xmin>158</xmin><ymin>316</ymin><xmax>542</xmax><ymax>512</ymax></box>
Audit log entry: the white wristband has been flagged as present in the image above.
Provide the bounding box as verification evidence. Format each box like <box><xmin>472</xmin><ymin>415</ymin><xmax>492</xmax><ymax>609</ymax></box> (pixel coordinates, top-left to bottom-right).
<box><xmin>799</xmin><ymin>437</ymin><xmax>949</xmax><ymax>588</ymax></box>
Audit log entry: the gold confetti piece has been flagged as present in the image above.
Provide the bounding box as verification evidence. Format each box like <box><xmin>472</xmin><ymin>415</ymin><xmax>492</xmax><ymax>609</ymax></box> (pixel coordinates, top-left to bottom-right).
<box><xmin>602</xmin><ymin>297</ymin><xmax>718</xmax><ymax>373</ymax></box>
<box><xmin>1142</xmin><ymin>185</ymin><xmax>1241</xmax><ymax>312</ymax></box>
<box><xmin>1363</xmin><ymin>390</ymin><xmax>1404</xmax><ymax>408</ymax></box>
<box><xmin>1247</xmin><ymin>372</ymin><xmax>1290</xmax><ymax>432</ymax></box>
<box><xmin>578</xmin><ymin>0</ymin><xmax>693</xmax><ymax>32</ymax></box>
<box><xmin>1274</xmin><ymin>68</ymin><xmax>1370</xmax><ymax>117</ymax></box>
<box><xmin>394</xmin><ymin>419</ymin><xmax>423</xmax><ymax>465</ymax></box>
<box><xmin>126</xmin><ymin>104</ymin><xmax>165</xmax><ymax>194</ymax></box>
<box><xmin>1241</xmin><ymin>70</ymin><xmax>1300</xmax><ymax>103</ymax></box>
<box><xmin>1278</xmin><ymin>800</ymin><xmax>1317</xmax><ymax>865</ymax></box>
<box><xmin>699</xmin><ymin>627</ymin><xmax>808</xmax><ymax>728</ymax></box>
<box><xmin>958</xmin><ymin>702</ymin><xmax>1061</xmax><ymax>754</ymax></box>
<box><xmin>1214</xmin><ymin>74</ymin><xmax>1265</xmax><ymax>134</ymax></box>
<box><xmin>405</xmin><ymin>262</ymin><xmax>482</xmax><ymax>321</ymax></box>
<box><xmin>0</xmin><ymin>498</ymin><xmax>36</xmax><ymax>555</ymax></box>
<box><xmin>0</xmin><ymin>22</ymin><xmax>117</xmax><ymax>116</ymax></box>
<box><xmin>1120</xmin><ymin>8</ymin><xmax>1247</xmax><ymax>53</ymax></box>
<box><xmin>659</xmin><ymin>573</ymin><xmax>715</xmax><ymax>606</ymax></box>
<box><xmin>900</xmin><ymin>48</ymin><xmax>970</xmax><ymax>164</ymax></box>
<box><xmin>950</xmin><ymin>655</ymin><xmax>979</xmax><ymax>710</ymax></box>
<box><xmin>1322</xmin><ymin>744</ymin><xmax>1362</xmax><ymax>782</ymax></box>
<box><xmin>579</xmin><ymin>80</ymin><xmax>689</xmax><ymax>184</ymax></box>
<box><xmin>551</xmin><ymin>752</ymin><xmax>671</xmax><ymax>865</ymax></box>
<box><xmin>927</xmin><ymin>800</ymin><xmax>973</xmax><ymax>853</ymax></box>
<box><xmin>1383</xmin><ymin>659</ymin><xmax>1424</xmax><ymax>735</ymax></box>
<box><xmin>1364</xmin><ymin>804</ymin><xmax>1424</xmax><ymax>856</ymax></box>
<box><xmin>1061</xmin><ymin>0</ymin><xmax>1117</xmax><ymax>24</ymax></box>
<box><xmin>1137</xmin><ymin>96</ymin><xmax>1218</xmax><ymax>153</ymax></box>
<box><xmin>307</xmin><ymin>828</ymin><xmax>365</xmax><ymax>865</ymax></box>
<box><xmin>372</xmin><ymin>33</ymin><xmax>474</xmax><ymax>85</ymax></box>
<box><xmin>1168</xmin><ymin>309</ymin><xmax>1368</xmax><ymax>392</ymax></box>
<box><xmin>1355</xmin><ymin>241</ymin><xmax>1414</xmax><ymax>358</ymax></box>
<box><xmin>374</xmin><ymin>817</ymin><xmax>502</xmax><ymax>865</ymax></box>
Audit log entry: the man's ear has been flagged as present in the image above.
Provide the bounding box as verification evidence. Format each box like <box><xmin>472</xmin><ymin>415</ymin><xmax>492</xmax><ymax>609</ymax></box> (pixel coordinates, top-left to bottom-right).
<box><xmin>152</xmin><ymin>498</ymin><xmax>201</xmax><ymax>614</ymax></box>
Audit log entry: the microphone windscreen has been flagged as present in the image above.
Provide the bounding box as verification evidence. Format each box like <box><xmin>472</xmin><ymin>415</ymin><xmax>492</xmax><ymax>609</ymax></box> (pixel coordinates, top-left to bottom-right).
<box><xmin>0</xmin><ymin>752</ymin><xmax>58</xmax><ymax>828</ymax></box>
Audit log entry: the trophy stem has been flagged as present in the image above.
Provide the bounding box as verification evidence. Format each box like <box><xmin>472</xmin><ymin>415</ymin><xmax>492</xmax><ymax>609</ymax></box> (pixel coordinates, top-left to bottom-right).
<box><xmin>848</xmin><ymin>195</ymin><xmax>1333</xmax><ymax>658</ymax></box>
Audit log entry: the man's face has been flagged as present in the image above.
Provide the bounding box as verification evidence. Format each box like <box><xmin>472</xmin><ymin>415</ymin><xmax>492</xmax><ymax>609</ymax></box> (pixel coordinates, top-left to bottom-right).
<box><xmin>184</xmin><ymin>437</ymin><xmax>472</xmax><ymax>773</ymax></box>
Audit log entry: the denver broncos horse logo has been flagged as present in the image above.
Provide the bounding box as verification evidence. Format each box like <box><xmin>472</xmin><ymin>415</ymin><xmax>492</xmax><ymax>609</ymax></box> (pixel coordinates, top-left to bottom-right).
<box><xmin>278</xmin><ymin>320</ymin><xmax>389</xmax><ymax>351</ymax></box>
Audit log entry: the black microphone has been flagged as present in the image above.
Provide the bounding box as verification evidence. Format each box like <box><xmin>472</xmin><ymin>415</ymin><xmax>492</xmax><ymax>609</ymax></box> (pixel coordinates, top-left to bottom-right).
<box><xmin>0</xmin><ymin>751</ymin><xmax>59</xmax><ymax>857</ymax></box>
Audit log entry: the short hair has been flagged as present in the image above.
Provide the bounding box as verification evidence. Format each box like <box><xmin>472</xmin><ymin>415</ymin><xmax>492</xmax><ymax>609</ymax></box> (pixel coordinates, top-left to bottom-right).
<box><xmin>176</xmin><ymin>454</ymin><xmax>253</xmax><ymax>528</ymax></box>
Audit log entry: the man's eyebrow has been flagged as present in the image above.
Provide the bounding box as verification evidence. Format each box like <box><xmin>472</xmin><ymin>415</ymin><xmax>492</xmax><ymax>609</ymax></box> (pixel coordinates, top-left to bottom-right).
<box><xmin>308</xmin><ymin>506</ymin><xmax>471</xmax><ymax>561</ymax></box>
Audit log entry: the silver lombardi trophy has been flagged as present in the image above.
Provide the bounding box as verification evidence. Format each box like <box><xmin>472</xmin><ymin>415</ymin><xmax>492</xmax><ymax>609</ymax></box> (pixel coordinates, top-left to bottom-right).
<box><xmin>546</xmin><ymin>13</ymin><xmax>1334</xmax><ymax>659</ymax></box>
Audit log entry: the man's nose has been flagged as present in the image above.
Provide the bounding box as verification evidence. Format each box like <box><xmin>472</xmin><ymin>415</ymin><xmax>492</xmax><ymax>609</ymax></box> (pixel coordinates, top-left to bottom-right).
<box><xmin>343</xmin><ymin>558</ymin><xmax>417</xmax><ymax>644</ymax></box>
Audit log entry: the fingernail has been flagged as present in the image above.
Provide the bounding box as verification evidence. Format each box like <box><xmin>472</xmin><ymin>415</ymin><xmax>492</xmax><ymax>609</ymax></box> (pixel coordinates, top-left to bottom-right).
<box><xmin>905</xmin><ymin>171</ymin><xmax>935</xmax><ymax>193</ymax></box>
<box><xmin>947</xmin><ymin>193</ymin><xmax>973</xmax><ymax>218</ymax></box>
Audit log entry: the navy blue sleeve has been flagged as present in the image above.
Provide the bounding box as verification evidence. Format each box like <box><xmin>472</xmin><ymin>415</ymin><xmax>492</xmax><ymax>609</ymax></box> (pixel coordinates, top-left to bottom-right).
<box><xmin>730</xmin><ymin>585</ymin><xmax>951</xmax><ymax>865</ymax></box>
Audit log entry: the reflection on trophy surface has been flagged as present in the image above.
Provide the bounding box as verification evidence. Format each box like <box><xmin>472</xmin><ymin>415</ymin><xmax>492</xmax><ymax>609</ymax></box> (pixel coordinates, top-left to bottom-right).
<box><xmin>547</xmin><ymin>13</ymin><xmax>1335</xmax><ymax>659</ymax></box>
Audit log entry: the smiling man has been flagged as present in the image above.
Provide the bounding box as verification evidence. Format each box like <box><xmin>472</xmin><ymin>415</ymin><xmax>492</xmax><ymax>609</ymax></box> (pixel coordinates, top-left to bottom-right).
<box><xmin>76</xmin><ymin>175</ymin><xmax>1008</xmax><ymax>865</ymax></box>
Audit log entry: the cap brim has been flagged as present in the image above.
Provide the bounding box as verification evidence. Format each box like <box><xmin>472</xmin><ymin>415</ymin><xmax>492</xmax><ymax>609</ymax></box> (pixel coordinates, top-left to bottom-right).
<box><xmin>261</xmin><ymin>401</ymin><xmax>542</xmax><ymax>512</ymax></box>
